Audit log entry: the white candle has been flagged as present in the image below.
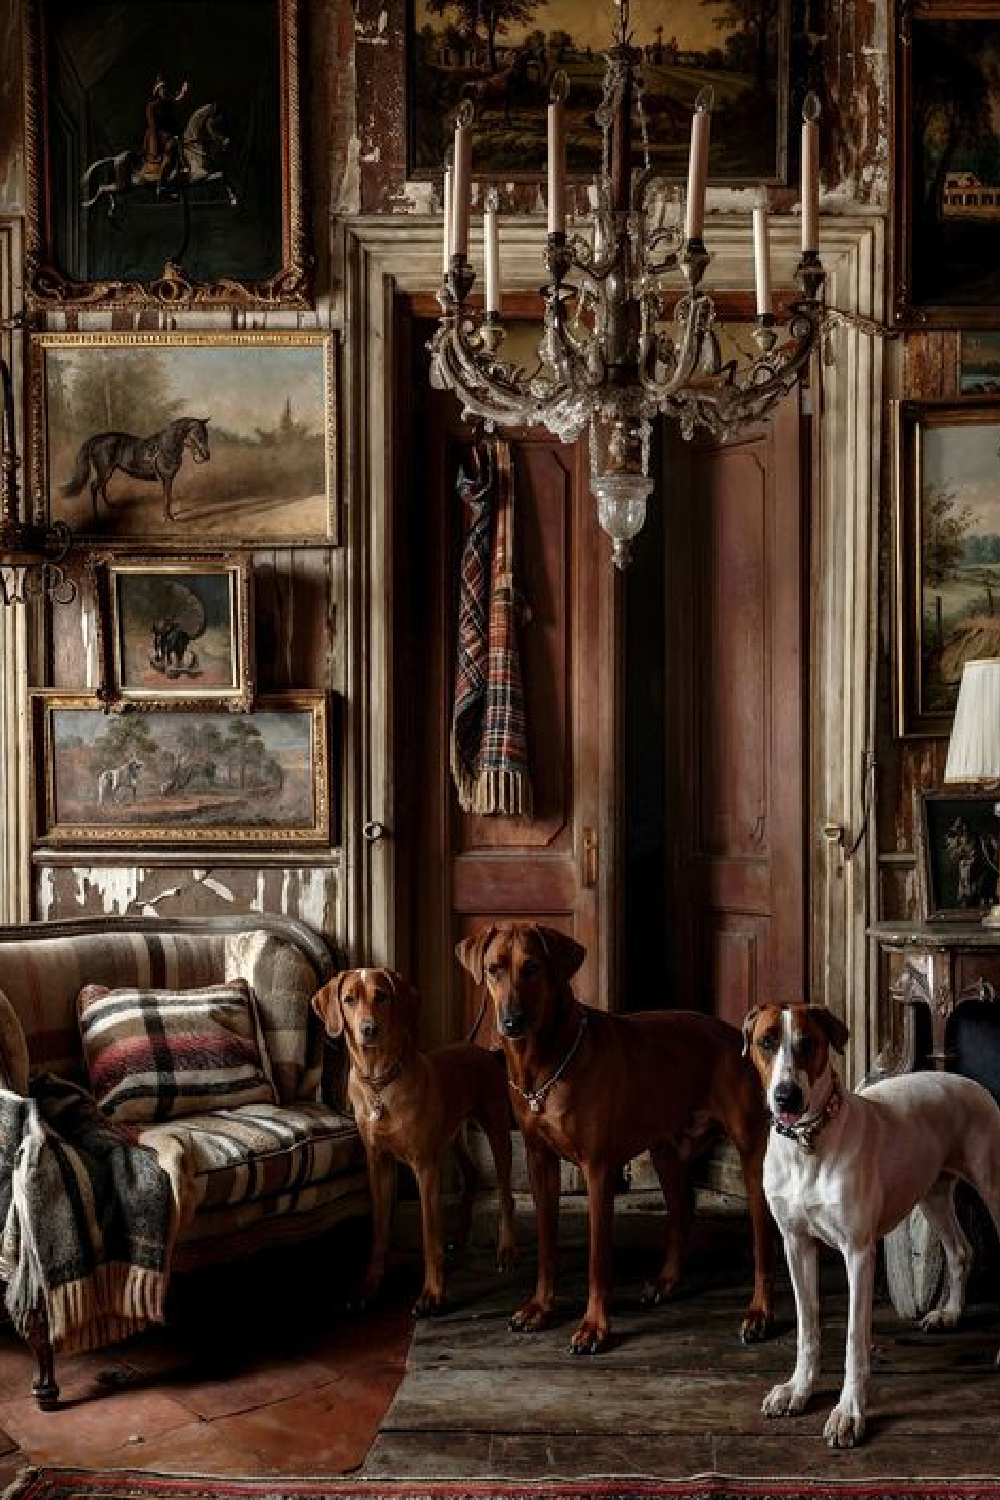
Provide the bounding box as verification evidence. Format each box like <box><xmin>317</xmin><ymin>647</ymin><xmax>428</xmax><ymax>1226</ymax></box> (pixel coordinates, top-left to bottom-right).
<box><xmin>452</xmin><ymin>119</ymin><xmax>472</xmax><ymax>259</ymax></box>
<box><xmin>484</xmin><ymin>199</ymin><xmax>501</xmax><ymax>315</ymax></box>
<box><xmin>801</xmin><ymin>100</ymin><xmax>820</xmax><ymax>254</ymax></box>
<box><xmin>684</xmin><ymin>90</ymin><xmax>713</xmax><ymax>241</ymax></box>
<box><xmin>442</xmin><ymin>167</ymin><xmax>453</xmax><ymax>273</ymax></box>
<box><xmin>547</xmin><ymin>98</ymin><xmax>566</xmax><ymax>235</ymax></box>
<box><xmin>752</xmin><ymin>202</ymin><xmax>772</xmax><ymax>316</ymax></box>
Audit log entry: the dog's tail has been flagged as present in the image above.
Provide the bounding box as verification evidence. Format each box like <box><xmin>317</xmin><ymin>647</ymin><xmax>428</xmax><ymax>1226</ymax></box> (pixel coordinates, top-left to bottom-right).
<box><xmin>61</xmin><ymin>440</ymin><xmax>92</xmax><ymax>497</ymax></box>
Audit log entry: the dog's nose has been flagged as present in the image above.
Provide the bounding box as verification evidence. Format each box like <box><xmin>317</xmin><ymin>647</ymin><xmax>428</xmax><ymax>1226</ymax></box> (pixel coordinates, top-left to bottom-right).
<box><xmin>359</xmin><ymin>1019</ymin><xmax>378</xmax><ymax>1044</ymax></box>
<box><xmin>772</xmin><ymin>1081</ymin><xmax>804</xmax><ymax>1117</ymax></box>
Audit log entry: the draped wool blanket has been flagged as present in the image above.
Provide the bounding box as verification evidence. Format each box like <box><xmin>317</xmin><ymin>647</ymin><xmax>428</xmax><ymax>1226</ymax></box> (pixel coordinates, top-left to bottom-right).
<box><xmin>450</xmin><ymin>438</ymin><xmax>533</xmax><ymax>817</ymax></box>
<box><xmin>0</xmin><ymin>1075</ymin><xmax>179</xmax><ymax>1356</ymax></box>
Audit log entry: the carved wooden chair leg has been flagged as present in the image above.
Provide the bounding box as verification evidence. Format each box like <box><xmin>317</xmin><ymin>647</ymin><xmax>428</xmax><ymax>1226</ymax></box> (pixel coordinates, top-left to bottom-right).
<box><xmin>25</xmin><ymin>1301</ymin><xmax>58</xmax><ymax>1409</ymax></box>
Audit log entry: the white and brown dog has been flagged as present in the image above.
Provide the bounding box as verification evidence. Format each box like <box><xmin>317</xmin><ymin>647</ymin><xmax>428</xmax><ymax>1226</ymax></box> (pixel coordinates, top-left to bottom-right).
<box><xmin>743</xmin><ymin>1002</ymin><xmax>1000</xmax><ymax>1449</ymax></box>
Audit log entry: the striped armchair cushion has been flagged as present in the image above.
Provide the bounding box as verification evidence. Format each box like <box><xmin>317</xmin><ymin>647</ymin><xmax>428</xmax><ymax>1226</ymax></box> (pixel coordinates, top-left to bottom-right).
<box><xmin>78</xmin><ymin>979</ymin><xmax>278</xmax><ymax>1122</ymax></box>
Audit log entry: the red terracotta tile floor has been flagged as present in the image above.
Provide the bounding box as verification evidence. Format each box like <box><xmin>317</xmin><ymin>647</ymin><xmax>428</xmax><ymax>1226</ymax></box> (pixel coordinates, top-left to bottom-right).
<box><xmin>0</xmin><ymin>1223</ymin><xmax>418</xmax><ymax>1480</ymax></box>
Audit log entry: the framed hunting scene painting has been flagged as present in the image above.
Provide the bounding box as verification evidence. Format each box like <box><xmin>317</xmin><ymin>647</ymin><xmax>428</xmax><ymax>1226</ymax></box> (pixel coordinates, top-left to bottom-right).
<box><xmin>408</xmin><ymin>0</ymin><xmax>790</xmax><ymax>184</ymax></box>
<box><xmin>24</xmin><ymin>0</ymin><xmax>308</xmax><ymax>309</ymax></box>
<box><xmin>893</xmin><ymin>397</ymin><xmax>1000</xmax><ymax>736</ymax></box>
<box><xmin>32</xmin><ymin>691</ymin><xmax>332</xmax><ymax>847</ymax></box>
<box><xmin>91</xmin><ymin>554</ymin><xmax>255</xmax><ymax>712</ymax></box>
<box><xmin>915</xmin><ymin>786</ymin><xmax>1000</xmax><ymax>920</ymax></box>
<box><xmin>893</xmin><ymin>0</ymin><xmax>1000</xmax><ymax>326</ymax></box>
<box><xmin>31</xmin><ymin>332</ymin><xmax>336</xmax><ymax>546</ymax></box>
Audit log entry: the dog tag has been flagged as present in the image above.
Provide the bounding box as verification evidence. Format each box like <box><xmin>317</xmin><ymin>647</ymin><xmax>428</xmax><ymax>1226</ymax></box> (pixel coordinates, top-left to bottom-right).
<box><xmin>369</xmin><ymin>1099</ymin><xmax>386</xmax><ymax>1122</ymax></box>
<box><xmin>529</xmin><ymin>1096</ymin><xmax>543</xmax><ymax>1114</ymax></box>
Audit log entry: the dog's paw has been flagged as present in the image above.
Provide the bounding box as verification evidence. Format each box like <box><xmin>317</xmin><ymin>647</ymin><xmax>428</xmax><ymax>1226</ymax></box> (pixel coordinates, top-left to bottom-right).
<box><xmin>640</xmin><ymin>1275</ymin><xmax>676</xmax><ymax>1306</ymax></box>
<box><xmin>569</xmin><ymin>1317</ymin><xmax>609</xmax><ymax>1355</ymax></box>
<box><xmin>762</xmin><ymin>1380</ymin><xmax>810</xmax><ymax>1418</ymax></box>
<box><xmin>412</xmin><ymin>1289</ymin><xmax>446</xmax><ymax>1318</ymax></box>
<box><xmin>509</xmin><ymin>1299</ymin><xmax>552</xmax><ymax>1333</ymax></box>
<box><xmin>740</xmin><ymin>1308</ymin><xmax>773</xmax><ymax>1344</ymax></box>
<box><xmin>919</xmin><ymin>1308</ymin><xmax>959</xmax><ymax>1333</ymax></box>
<box><xmin>824</xmin><ymin>1402</ymin><xmax>866</xmax><ymax>1449</ymax></box>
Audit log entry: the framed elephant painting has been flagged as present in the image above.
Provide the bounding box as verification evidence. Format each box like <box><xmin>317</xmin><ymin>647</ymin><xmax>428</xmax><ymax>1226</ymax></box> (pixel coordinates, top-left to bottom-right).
<box><xmin>24</xmin><ymin>0</ymin><xmax>308</xmax><ymax>309</ymax></box>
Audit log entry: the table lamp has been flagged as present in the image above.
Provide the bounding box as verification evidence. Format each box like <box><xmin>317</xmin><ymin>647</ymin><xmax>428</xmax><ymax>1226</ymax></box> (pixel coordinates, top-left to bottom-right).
<box><xmin>944</xmin><ymin>657</ymin><xmax>1000</xmax><ymax>926</ymax></box>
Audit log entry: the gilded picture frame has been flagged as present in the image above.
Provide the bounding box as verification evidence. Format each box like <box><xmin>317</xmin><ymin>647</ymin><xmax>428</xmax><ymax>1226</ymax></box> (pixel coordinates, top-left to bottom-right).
<box><xmin>31</xmin><ymin>331</ymin><xmax>337</xmax><ymax>547</ymax></box>
<box><xmin>892</xmin><ymin>0</ymin><xmax>1000</xmax><ymax>327</ymax></box>
<box><xmin>90</xmin><ymin>553</ymin><xmax>255</xmax><ymax>712</ymax></box>
<box><xmin>33</xmin><ymin>690</ymin><xmax>332</xmax><ymax>847</ymax></box>
<box><xmin>24</xmin><ymin>0</ymin><xmax>309</xmax><ymax>310</ymax></box>
<box><xmin>915</xmin><ymin>786</ymin><xmax>999</xmax><ymax>920</ymax></box>
<box><xmin>893</xmin><ymin>397</ymin><xmax>1000</xmax><ymax>736</ymax></box>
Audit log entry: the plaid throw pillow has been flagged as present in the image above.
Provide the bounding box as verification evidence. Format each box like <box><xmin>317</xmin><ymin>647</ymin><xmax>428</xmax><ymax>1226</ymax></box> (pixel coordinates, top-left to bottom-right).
<box><xmin>77</xmin><ymin>979</ymin><xmax>277</xmax><ymax>1123</ymax></box>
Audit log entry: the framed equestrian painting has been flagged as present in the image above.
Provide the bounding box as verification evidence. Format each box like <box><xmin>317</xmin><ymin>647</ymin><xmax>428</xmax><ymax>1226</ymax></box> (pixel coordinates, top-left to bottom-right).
<box><xmin>90</xmin><ymin>554</ymin><xmax>255</xmax><ymax>712</ymax></box>
<box><xmin>31</xmin><ymin>331</ymin><xmax>337</xmax><ymax>546</ymax></box>
<box><xmin>893</xmin><ymin>397</ymin><xmax>1000</xmax><ymax>736</ymax></box>
<box><xmin>32</xmin><ymin>690</ymin><xmax>332</xmax><ymax>847</ymax></box>
<box><xmin>914</xmin><ymin>787</ymin><xmax>999</xmax><ymax>920</ymax></box>
<box><xmin>892</xmin><ymin>0</ymin><xmax>1000</xmax><ymax>327</ymax></box>
<box><xmin>407</xmin><ymin>0</ymin><xmax>790</xmax><ymax>184</ymax></box>
<box><xmin>23</xmin><ymin>0</ymin><xmax>308</xmax><ymax>310</ymax></box>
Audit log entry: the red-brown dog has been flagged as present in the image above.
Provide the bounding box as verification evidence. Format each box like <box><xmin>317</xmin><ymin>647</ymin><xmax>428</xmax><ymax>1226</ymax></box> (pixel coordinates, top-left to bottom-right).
<box><xmin>312</xmin><ymin>966</ymin><xmax>516</xmax><ymax>1316</ymax></box>
<box><xmin>456</xmin><ymin>923</ymin><xmax>775</xmax><ymax>1354</ymax></box>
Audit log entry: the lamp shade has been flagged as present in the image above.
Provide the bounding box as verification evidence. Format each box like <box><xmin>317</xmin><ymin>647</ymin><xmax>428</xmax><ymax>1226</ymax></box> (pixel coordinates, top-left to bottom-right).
<box><xmin>945</xmin><ymin>658</ymin><xmax>1000</xmax><ymax>782</ymax></box>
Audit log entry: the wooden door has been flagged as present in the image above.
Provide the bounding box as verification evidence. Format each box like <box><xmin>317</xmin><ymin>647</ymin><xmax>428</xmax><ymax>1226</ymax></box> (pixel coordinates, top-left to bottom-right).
<box><xmin>402</xmin><ymin>384</ymin><xmax>615</xmax><ymax>1048</ymax></box>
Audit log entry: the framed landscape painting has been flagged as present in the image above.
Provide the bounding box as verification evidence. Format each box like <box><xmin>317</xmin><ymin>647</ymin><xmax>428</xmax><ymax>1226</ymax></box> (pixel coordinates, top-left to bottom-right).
<box><xmin>893</xmin><ymin>0</ymin><xmax>1000</xmax><ymax>326</ymax></box>
<box><xmin>33</xmin><ymin>691</ymin><xmax>332</xmax><ymax>847</ymax></box>
<box><xmin>91</xmin><ymin>554</ymin><xmax>254</xmax><ymax>711</ymax></box>
<box><xmin>893</xmin><ymin>398</ymin><xmax>1000</xmax><ymax>736</ymax></box>
<box><xmin>31</xmin><ymin>332</ymin><xmax>336</xmax><ymax>546</ymax></box>
<box><xmin>24</xmin><ymin>0</ymin><xmax>307</xmax><ymax>309</ymax></box>
<box><xmin>408</xmin><ymin>0</ymin><xmax>790</xmax><ymax>184</ymax></box>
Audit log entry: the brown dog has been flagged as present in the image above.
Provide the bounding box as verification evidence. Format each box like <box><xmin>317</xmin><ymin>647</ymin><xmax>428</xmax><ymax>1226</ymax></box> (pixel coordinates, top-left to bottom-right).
<box><xmin>312</xmin><ymin>966</ymin><xmax>516</xmax><ymax>1315</ymax></box>
<box><xmin>456</xmin><ymin>923</ymin><xmax>775</xmax><ymax>1354</ymax></box>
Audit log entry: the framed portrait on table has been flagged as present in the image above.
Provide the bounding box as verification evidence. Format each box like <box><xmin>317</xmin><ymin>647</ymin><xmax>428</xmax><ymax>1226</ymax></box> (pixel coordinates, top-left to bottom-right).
<box><xmin>892</xmin><ymin>0</ymin><xmax>1000</xmax><ymax>327</ymax></box>
<box><xmin>24</xmin><ymin>0</ymin><xmax>308</xmax><ymax>309</ymax></box>
<box><xmin>915</xmin><ymin>787</ymin><xmax>999</xmax><ymax>920</ymax></box>
<box><xmin>32</xmin><ymin>691</ymin><xmax>333</xmax><ymax>847</ymax></box>
<box><xmin>91</xmin><ymin>554</ymin><xmax>255</xmax><ymax>711</ymax></box>
<box><xmin>30</xmin><ymin>331</ymin><xmax>337</xmax><ymax>547</ymax></box>
<box><xmin>893</xmin><ymin>397</ymin><xmax>1000</xmax><ymax>736</ymax></box>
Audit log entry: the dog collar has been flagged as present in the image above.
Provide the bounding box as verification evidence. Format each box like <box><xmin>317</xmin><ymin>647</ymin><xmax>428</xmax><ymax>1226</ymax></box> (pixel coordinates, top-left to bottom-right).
<box><xmin>509</xmin><ymin>1013</ymin><xmax>587</xmax><ymax>1115</ymax></box>
<box><xmin>355</xmin><ymin>1057</ymin><xmax>405</xmax><ymax>1122</ymax></box>
<box><xmin>772</xmin><ymin>1071</ymin><xmax>842</xmax><ymax>1153</ymax></box>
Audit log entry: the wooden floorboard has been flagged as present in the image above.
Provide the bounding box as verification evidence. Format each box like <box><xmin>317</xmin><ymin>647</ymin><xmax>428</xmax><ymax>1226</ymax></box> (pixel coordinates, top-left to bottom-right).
<box><xmin>363</xmin><ymin>1197</ymin><xmax>1000</xmax><ymax>1480</ymax></box>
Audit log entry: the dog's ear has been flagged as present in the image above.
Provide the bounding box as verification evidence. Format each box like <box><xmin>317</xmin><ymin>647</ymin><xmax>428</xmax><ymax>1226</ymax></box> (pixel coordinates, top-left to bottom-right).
<box><xmin>532</xmin><ymin>926</ymin><xmax>587</xmax><ymax>982</ymax></box>
<box><xmin>455</xmin><ymin>926</ymin><xmax>498</xmax><ymax>984</ymax></box>
<box><xmin>311</xmin><ymin>971</ymin><xmax>351</xmax><ymax>1038</ymax></box>
<box><xmin>741</xmin><ymin>1007</ymin><xmax>761</xmax><ymax>1057</ymax></box>
<box><xmin>809</xmin><ymin>1005</ymin><xmax>850</xmax><ymax>1054</ymax></box>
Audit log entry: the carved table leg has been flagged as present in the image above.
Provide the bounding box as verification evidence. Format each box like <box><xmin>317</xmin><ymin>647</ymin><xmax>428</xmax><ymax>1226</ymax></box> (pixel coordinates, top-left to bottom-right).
<box><xmin>25</xmin><ymin>1301</ymin><xmax>58</xmax><ymax>1409</ymax></box>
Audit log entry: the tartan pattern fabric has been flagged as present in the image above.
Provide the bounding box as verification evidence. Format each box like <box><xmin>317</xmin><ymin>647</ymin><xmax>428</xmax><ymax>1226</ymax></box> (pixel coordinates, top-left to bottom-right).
<box><xmin>0</xmin><ymin>1074</ymin><xmax>177</xmax><ymax>1355</ymax></box>
<box><xmin>78</xmin><ymin>979</ymin><xmax>278</xmax><ymax>1123</ymax></box>
<box><xmin>0</xmin><ymin>928</ymin><xmax>325</xmax><ymax>1102</ymax></box>
<box><xmin>139</xmin><ymin>1099</ymin><xmax>366</xmax><ymax>1211</ymax></box>
<box><xmin>450</xmin><ymin>439</ymin><xmax>533</xmax><ymax>816</ymax></box>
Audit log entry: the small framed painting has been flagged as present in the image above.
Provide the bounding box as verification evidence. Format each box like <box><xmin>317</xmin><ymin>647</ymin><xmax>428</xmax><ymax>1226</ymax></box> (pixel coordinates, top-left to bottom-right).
<box><xmin>915</xmin><ymin>787</ymin><xmax>999</xmax><ymax>920</ymax></box>
<box><xmin>893</xmin><ymin>397</ymin><xmax>1000</xmax><ymax>735</ymax></box>
<box><xmin>959</xmin><ymin>332</ymin><xmax>1000</xmax><ymax>392</ymax></box>
<box><xmin>33</xmin><ymin>691</ymin><xmax>332</xmax><ymax>847</ymax></box>
<box><xmin>24</xmin><ymin>0</ymin><xmax>308</xmax><ymax>310</ymax></box>
<box><xmin>91</xmin><ymin>554</ymin><xmax>254</xmax><ymax>711</ymax></box>
<box><xmin>30</xmin><ymin>331</ymin><xmax>337</xmax><ymax>547</ymax></box>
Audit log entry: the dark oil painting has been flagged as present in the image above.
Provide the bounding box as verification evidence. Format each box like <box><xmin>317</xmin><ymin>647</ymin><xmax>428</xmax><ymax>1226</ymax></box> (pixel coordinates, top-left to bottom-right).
<box><xmin>36</xmin><ymin>0</ymin><xmax>286</xmax><ymax>292</ymax></box>
<box><xmin>408</xmin><ymin>0</ymin><xmax>788</xmax><ymax>184</ymax></box>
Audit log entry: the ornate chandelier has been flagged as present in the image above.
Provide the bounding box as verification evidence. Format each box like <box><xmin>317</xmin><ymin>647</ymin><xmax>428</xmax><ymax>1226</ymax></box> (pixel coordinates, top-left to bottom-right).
<box><xmin>0</xmin><ymin>355</ymin><xmax>74</xmax><ymax>607</ymax></box>
<box><xmin>429</xmin><ymin>0</ymin><xmax>826</xmax><ymax>567</ymax></box>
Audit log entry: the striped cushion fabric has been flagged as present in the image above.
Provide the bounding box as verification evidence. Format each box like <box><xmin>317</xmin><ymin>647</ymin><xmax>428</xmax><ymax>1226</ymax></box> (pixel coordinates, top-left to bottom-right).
<box><xmin>78</xmin><ymin>979</ymin><xmax>278</xmax><ymax>1122</ymax></box>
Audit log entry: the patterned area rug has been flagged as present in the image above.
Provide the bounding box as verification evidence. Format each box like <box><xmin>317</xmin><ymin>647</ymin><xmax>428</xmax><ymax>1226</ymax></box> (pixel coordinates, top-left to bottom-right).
<box><xmin>5</xmin><ymin>1471</ymin><xmax>1000</xmax><ymax>1500</ymax></box>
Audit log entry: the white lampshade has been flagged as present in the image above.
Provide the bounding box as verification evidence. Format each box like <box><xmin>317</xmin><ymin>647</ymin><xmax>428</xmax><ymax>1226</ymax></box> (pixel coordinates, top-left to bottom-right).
<box><xmin>945</xmin><ymin>658</ymin><xmax>1000</xmax><ymax>782</ymax></box>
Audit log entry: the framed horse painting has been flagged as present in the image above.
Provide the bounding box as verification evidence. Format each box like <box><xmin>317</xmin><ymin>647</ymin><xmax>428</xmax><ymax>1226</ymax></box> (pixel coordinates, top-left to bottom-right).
<box><xmin>31</xmin><ymin>690</ymin><xmax>333</xmax><ymax>847</ymax></box>
<box><xmin>30</xmin><ymin>331</ymin><xmax>337</xmax><ymax>546</ymax></box>
<box><xmin>24</xmin><ymin>0</ymin><xmax>308</xmax><ymax>310</ymax></box>
<box><xmin>90</xmin><ymin>553</ymin><xmax>255</xmax><ymax>712</ymax></box>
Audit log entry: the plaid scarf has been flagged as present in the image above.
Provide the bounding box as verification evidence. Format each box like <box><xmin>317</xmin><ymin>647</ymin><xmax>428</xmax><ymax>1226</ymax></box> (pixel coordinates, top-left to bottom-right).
<box><xmin>0</xmin><ymin>1074</ymin><xmax>179</xmax><ymax>1355</ymax></box>
<box><xmin>450</xmin><ymin>439</ymin><xmax>532</xmax><ymax>816</ymax></box>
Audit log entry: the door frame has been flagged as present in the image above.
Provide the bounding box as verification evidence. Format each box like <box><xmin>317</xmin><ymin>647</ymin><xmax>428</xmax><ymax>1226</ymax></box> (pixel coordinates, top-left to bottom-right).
<box><xmin>337</xmin><ymin>213</ymin><xmax>884</xmax><ymax>1080</ymax></box>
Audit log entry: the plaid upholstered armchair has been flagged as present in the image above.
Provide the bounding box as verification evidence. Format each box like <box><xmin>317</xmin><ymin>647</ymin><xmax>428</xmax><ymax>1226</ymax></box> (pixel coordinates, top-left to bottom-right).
<box><xmin>0</xmin><ymin>914</ymin><xmax>369</xmax><ymax>1408</ymax></box>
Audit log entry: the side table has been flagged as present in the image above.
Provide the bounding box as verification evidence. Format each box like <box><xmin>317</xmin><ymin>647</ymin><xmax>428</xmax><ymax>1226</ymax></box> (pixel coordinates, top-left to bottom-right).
<box><xmin>868</xmin><ymin>919</ymin><xmax>1000</xmax><ymax>1318</ymax></box>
